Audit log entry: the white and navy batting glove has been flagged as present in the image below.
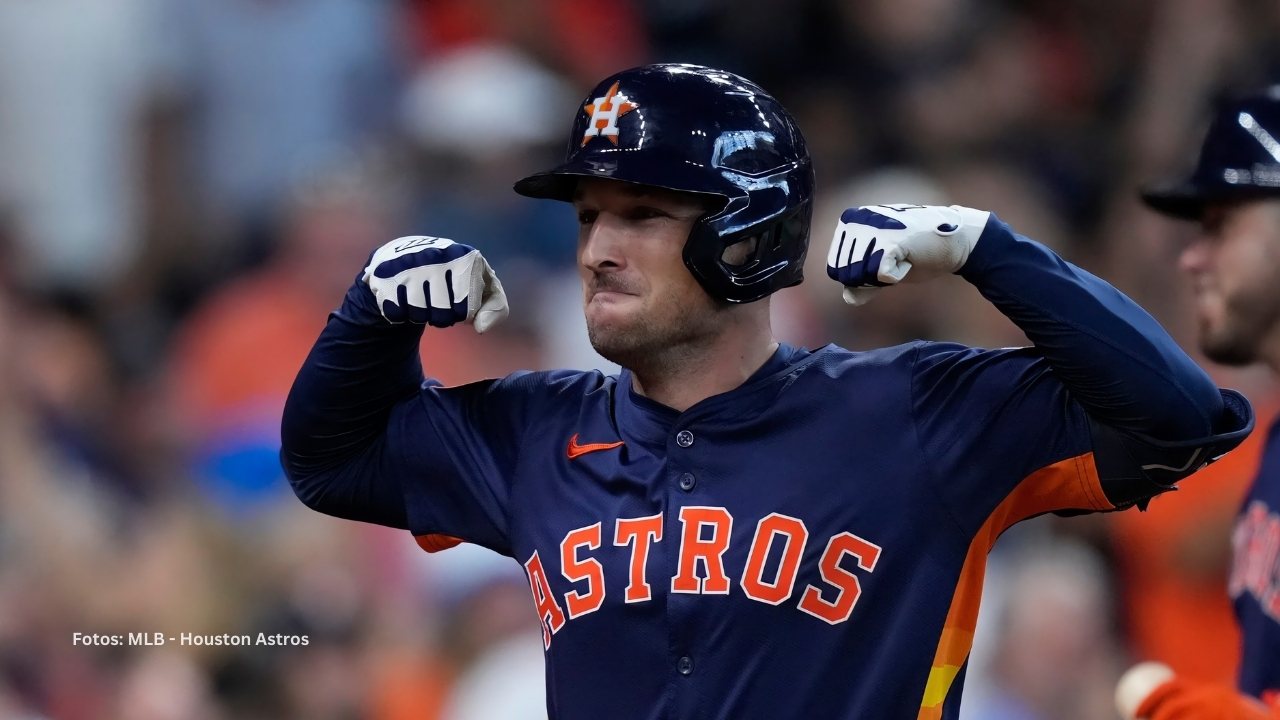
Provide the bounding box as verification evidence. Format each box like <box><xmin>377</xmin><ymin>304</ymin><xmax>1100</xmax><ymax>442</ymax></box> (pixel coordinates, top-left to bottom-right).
<box><xmin>826</xmin><ymin>204</ymin><xmax>991</xmax><ymax>306</ymax></box>
<box><xmin>361</xmin><ymin>235</ymin><xmax>509</xmax><ymax>332</ymax></box>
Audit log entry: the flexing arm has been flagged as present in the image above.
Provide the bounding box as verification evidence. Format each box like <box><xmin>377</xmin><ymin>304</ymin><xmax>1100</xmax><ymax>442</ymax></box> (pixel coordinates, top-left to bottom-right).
<box><xmin>830</xmin><ymin>205</ymin><xmax>1238</xmax><ymax>441</ymax></box>
<box><xmin>280</xmin><ymin>236</ymin><xmax>508</xmax><ymax>528</ymax></box>
<box><xmin>957</xmin><ymin>213</ymin><xmax>1221</xmax><ymax>440</ymax></box>
<box><xmin>829</xmin><ymin>206</ymin><xmax>1252</xmax><ymax>505</ymax></box>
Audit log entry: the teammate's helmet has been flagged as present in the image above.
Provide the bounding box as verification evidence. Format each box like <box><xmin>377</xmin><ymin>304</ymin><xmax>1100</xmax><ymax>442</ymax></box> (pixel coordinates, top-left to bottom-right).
<box><xmin>514</xmin><ymin>63</ymin><xmax>814</xmax><ymax>303</ymax></box>
<box><xmin>1143</xmin><ymin>86</ymin><xmax>1280</xmax><ymax>220</ymax></box>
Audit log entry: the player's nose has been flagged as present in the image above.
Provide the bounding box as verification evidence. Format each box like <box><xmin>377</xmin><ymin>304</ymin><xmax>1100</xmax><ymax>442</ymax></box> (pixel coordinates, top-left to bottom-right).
<box><xmin>579</xmin><ymin>220</ymin><xmax>627</xmax><ymax>272</ymax></box>
<box><xmin>1178</xmin><ymin>236</ymin><xmax>1211</xmax><ymax>275</ymax></box>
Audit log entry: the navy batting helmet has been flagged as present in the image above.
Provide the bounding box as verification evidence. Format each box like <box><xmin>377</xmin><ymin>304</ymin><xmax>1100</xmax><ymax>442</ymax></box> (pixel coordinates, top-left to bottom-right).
<box><xmin>1143</xmin><ymin>86</ymin><xmax>1280</xmax><ymax>220</ymax></box>
<box><xmin>514</xmin><ymin>63</ymin><xmax>814</xmax><ymax>304</ymax></box>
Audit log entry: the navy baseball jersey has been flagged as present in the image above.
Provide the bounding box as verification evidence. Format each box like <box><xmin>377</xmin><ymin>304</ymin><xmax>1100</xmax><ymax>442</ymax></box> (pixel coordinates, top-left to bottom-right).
<box><xmin>282</xmin><ymin>219</ymin><xmax>1253</xmax><ymax>719</ymax></box>
<box><xmin>402</xmin><ymin>342</ymin><xmax>1121</xmax><ymax>718</ymax></box>
<box><xmin>1233</xmin><ymin>416</ymin><xmax>1280</xmax><ymax>697</ymax></box>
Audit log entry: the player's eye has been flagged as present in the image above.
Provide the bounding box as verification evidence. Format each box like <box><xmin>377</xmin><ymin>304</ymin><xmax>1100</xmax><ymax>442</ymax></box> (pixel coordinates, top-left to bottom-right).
<box><xmin>627</xmin><ymin>206</ymin><xmax>669</xmax><ymax>221</ymax></box>
<box><xmin>577</xmin><ymin>209</ymin><xmax>599</xmax><ymax>226</ymax></box>
<box><xmin>1200</xmin><ymin>210</ymin><xmax>1230</xmax><ymax>240</ymax></box>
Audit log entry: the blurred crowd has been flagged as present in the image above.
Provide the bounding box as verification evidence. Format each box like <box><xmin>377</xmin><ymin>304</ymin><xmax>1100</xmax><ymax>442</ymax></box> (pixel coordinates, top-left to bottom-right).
<box><xmin>3</xmin><ymin>0</ymin><xmax>1280</xmax><ymax>718</ymax></box>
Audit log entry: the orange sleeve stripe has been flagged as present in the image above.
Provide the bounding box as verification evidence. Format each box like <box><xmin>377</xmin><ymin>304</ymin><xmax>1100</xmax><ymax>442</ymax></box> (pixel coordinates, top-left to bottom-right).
<box><xmin>415</xmin><ymin>533</ymin><xmax>464</xmax><ymax>553</ymax></box>
<box><xmin>917</xmin><ymin>451</ymin><xmax>1108</xmax><ymax>717</ymax></box>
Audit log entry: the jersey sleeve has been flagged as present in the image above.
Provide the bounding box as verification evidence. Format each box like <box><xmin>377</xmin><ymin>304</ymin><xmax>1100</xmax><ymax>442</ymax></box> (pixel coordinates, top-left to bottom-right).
<box><xmin>281</xmin><ymin>272</ymin><xmax>595</xmax><ymax>558</ymax></box>
<box><xmin>385</xmin><ymin>370</ymin><xmax>586</xmax><ymax>557</ymax></box>
<box><xmin>910</xmin><ymin>342</ymin><xmax>1254</xmax><ymax>530</ymax></box>
<box><xmin>910</xmin><ymin>342</ymin><xmax>1109</xmax><ymax>530</ymax></box>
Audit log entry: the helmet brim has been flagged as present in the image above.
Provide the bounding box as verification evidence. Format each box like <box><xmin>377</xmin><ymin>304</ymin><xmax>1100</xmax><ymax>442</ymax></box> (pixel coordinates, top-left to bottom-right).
<box><xmin>1140</xmin><ymin>181</ymin><xmax>1207</xmax><ymax>221</ymax></box>
<box><xmin>513</xmin><ymin>169</ymin><xmax>578</xmax><ymax>202</ymax></box>
<box><xmin>1140</xmin><ymin>180</ymin><xmax>1280</xmax><ymax>221</ymax></box>
<box><xmin>514</xmin><ymin>155</ymin><xmax>741</xmax><ymax>204</ymax></box>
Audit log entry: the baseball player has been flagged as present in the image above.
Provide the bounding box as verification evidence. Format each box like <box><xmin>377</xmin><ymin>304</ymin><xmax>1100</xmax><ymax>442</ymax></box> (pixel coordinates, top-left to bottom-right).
<box><xmin>281</xmin><ymin>64</ymin><xmax>1252</xmax><ymax>719</ymax></box>
<box><xmin>1117</xmin><ymin>87</ymin><xmax>1280</xmax><ymax>719</ymax></box>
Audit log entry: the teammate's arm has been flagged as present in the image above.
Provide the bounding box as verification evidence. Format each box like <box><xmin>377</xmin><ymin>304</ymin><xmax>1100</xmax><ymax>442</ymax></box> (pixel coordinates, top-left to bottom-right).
<box><xmin>1116</xmin><ymin>662</ymin><xmax>1280</xmax><ymax>720</ymax></box>
<box><xmin>280</xmin><ymin>236</ymin><xmax>508</xmax><ymax>530</ymax></box>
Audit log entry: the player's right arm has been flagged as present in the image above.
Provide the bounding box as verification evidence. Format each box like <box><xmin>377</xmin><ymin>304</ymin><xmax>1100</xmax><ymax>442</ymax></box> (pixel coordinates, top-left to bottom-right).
<box><xmin>279</xmin><ymin>236</ymin><xmax>511</xmax><ymax>545</ymax></box>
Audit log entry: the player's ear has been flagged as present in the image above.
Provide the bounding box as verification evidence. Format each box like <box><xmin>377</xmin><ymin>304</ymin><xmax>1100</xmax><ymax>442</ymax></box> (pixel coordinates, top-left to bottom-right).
<box><xmin>721</xmin><ymin>236</ymin><xmax>759</xmax><ymax>266</ymax></box>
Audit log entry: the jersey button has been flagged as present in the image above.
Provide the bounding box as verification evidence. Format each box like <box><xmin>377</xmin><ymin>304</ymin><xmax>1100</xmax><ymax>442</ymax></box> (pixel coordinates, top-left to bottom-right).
<box><xmin>679</xmin><ymin>472</ymin><xmax>696</xmax><ymax>491</ymax></box>
<box><xmin>677</xmin><ymin>656</ymin><xmax>694</xmax><ymax>675</ymax></box>
<box><xmin>675</xmin><ymin>430</ymin><xmax>694</xmax><ymax>448</ymax></box>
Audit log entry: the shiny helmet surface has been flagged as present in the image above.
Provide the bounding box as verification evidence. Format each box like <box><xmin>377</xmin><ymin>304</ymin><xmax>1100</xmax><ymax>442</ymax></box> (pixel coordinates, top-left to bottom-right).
<box><xmin>515</xmin><ymin>63</ymin><xmax>814</xmax><ymax>303</ymax></box>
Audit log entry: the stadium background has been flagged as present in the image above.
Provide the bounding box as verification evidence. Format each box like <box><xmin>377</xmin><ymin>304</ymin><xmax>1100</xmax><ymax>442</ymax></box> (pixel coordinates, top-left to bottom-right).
<box><xmin>2</xmin><ymin>0</ymin><xmax>1279</xmax><ymax>717</ymax></box>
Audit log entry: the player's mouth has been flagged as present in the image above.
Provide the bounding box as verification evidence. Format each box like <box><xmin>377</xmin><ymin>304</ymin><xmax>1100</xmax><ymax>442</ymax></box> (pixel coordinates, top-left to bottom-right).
<box><xmin>1190</xmin><ymin>280</ymin><xmax>1219</xmax><ymax>303</ymax></box>
<box><xmin>590</xmin><ymin>290</ymin><xmax>637</xmax><ymax>303</ymax></box>
<box><xmin>1189</xmin><ymin>283</ymin><xmax>1226</xmax><ymax>325</ymax></box>
<box><xmin>588</xmin><ymin>277</ymin><xmax>642</xmax><ymax>303</ymax></box>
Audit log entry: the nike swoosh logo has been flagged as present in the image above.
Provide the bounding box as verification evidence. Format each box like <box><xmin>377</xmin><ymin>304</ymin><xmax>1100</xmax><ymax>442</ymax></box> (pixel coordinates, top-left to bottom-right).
<box><xmin>566</xmin><ymin>433</ymin><xmax>625</xmax><ymax>459</ymax></box>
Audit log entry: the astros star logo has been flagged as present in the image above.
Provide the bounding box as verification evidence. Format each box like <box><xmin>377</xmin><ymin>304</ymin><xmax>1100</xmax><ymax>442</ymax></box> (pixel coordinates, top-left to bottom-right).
<box><xmin>581</xmin><ymin>82</ymin><xmax>637</xmax><ymax>146</ymax></box>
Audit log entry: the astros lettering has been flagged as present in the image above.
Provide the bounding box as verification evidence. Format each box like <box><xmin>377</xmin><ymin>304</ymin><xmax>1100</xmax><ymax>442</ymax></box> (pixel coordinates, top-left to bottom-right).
<box><xmin>522</xmin><ymin>508</ymin><xmax>883</xmax><ymax>649</ymax></box>
<box><xmin>1231</xmin><ymin>500</ymin><xmax>1280</xmax><ymax>620</ymax></box>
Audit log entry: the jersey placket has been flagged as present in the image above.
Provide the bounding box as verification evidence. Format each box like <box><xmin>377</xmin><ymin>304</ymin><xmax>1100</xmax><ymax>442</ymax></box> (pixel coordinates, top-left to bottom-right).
<box><xmin>665</xmin><ymin>421</ymin><xmax>710</xmax><ymax>719</ymax></box>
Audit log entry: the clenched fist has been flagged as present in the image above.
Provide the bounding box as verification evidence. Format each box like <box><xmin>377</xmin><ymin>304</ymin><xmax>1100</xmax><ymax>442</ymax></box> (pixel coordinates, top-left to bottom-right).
<box><xmin>362</xmin><ymin>236</ymin><xmax>509</xmax><ymax>332</ymax></box>
<box><xmin>826</xmin><ymin>204</ymin><xmax>991</xmax><ymax>305</ymax></box>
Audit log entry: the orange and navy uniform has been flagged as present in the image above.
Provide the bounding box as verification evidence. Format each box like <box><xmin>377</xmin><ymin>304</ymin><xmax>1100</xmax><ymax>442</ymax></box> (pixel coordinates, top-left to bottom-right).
<box><xmin>1135</xmin><ymin>675</ymin><xmax>1280</xmax><ymax>719</ymax></box>
<box><xmin>1233</xmin><ymin>416</ymin><xmax>1280</xmax><ymax>697</ymax></box>
<box><xmin>282</xmin><ymin>218</ymin><xmax>1252</xmax><ymax>719</ymax></box>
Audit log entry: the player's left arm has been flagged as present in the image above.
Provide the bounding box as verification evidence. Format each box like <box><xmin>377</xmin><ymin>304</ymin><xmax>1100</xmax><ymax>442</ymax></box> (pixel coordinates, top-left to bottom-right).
<box><xmin>829</xmin><ymin>205</ymin><xmax>1254</xmax><ymax>506</ymax></box>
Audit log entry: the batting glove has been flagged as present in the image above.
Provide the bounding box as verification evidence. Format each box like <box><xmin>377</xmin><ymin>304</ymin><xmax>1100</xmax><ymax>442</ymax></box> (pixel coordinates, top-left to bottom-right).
<box><xmin>826</xmin><ymin>204</ymin><xmax>991</xmax><ymax>306</ymax></box>
<box><xmin>361</xmin><ymin>235</ymin><xmax>509</xmax><ymax>332</ymax></box>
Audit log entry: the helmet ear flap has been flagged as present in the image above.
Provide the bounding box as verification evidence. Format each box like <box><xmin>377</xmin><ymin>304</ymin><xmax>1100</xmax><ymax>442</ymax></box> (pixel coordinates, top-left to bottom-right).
<box><xmin>682</xmin><ymin>194</ymin><xmax>812</xmax><ymax>304</ymax></box>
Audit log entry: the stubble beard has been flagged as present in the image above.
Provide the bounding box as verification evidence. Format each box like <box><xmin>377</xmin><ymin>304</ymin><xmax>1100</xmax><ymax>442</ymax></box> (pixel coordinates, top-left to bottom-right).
<box><xmin>1200</xmin><ymin>289</ymin><xmax>1280</xmax><ymax>366</ymax></box>
<box><xmin>587</xmin><ymin>300</ymin><xmax>723</xmax><ymax>375</ymax></box>
<box><xmin>1201</xmin><ymin>315</ymin><xmax>1266</xmax><ymax>366</ymax></box>
<box><xmin>1196</xmin><ymin>204</ymin><xmax>1280</xmax><ymax>368</ymax></box>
